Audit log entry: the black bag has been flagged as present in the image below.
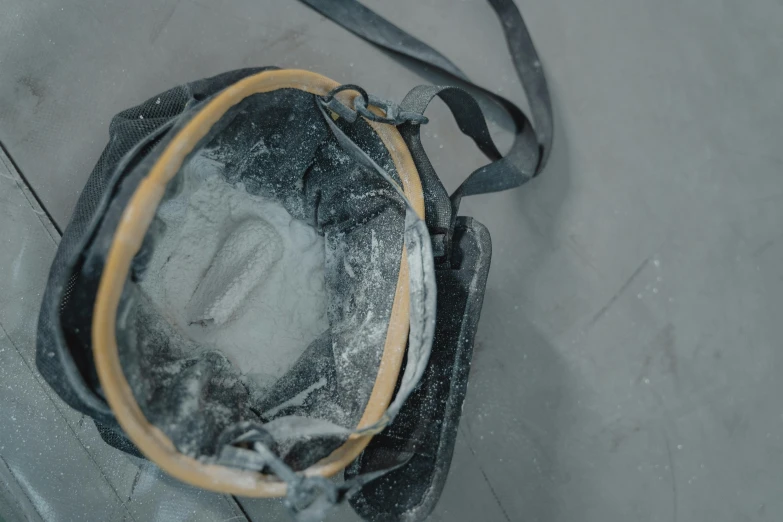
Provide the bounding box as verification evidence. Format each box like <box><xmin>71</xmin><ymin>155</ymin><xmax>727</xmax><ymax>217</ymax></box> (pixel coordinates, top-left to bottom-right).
<box><xmin>35</xmin><ymin>1</ymin><xmax>552</xmax><ymax>520</ymax></box>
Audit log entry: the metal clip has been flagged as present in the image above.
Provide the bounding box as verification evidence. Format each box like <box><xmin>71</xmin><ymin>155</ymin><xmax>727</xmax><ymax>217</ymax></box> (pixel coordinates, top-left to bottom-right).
<box><xmin>354</xmin><ymin>94</ymin><xmax>429</xmax><ymax>126</ymax></box>
<box><xmin>318</xmin><ymin>84</ymin><xmax>428</xmax><ymax>126</ymax></box>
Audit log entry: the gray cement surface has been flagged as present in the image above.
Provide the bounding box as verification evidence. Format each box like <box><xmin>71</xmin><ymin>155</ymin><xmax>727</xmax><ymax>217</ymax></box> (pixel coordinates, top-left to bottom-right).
<box><xmin>1</xmin><ymin>0</ymin><xmax>782</xmax><ymax>520</ymax></box>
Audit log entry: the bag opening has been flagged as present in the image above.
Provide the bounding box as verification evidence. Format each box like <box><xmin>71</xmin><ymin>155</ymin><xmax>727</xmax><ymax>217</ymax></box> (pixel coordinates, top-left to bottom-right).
<box><xmin>91</xmin><ymin>69</ymin><xmax>426</xmax><ymax>496</ymax></box>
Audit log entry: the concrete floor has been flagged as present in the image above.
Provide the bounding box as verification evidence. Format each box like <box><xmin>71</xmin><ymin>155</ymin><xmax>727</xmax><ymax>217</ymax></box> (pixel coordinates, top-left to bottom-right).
<box><xmin>2</xmin><ymin>0</ymin><xmax>783</xmax><ymax>520</ymax></box>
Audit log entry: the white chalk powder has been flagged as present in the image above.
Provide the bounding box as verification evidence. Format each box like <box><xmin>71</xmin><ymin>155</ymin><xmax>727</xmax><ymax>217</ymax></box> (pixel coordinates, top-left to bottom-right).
<box><xmin>140</xmin><ymin>155</ymin><xmax>328</xmax><ymax>390</ymax></box>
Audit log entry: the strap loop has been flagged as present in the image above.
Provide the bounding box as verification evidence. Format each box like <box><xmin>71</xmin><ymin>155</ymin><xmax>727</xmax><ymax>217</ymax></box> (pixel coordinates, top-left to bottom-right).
<box><xmin>301</xmin><ymin>0</ymin><xmax>553</xmax><ymax>194</ymax></box>
<box><xmin>321</xmin><ymin>83</ymin><xmax>369</xmax><ymax>104</ymax></box>
<box><xmin>320</xmin><ymin>86</ymin><xmax>430</xmax><ymax>126</ymax></box>
<box><xmin>319</xmin><ymin>84</ymin><xmax>369</xmax><ymax>123</ymax></box>
<box><xmin>354</xmin><ymin>94</ymin><xmax>429</xmax><ymax>126</ymax></box>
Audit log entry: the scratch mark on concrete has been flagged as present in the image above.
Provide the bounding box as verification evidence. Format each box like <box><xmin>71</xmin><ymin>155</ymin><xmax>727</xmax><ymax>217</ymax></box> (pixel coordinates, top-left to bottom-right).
<box><xmin>658</xmin><ymin>324</ymin><xmax>678</xmax><ymax>380</ymax></box>
<box><xmin>461</xmin><ymin>427</ymin><xmax>512</xmax><ymax>522</ymax></box>
<box><xmin>127</xmin><ymin>467</ymin><xmax>142</xmax><ymax>503</ymax></box>
<box><xmin>566</xmin><ymin>233</ymin><xmax>601</xmax><ymax>274</ymax></box>
<box><xmin>664</xmin><ymin>435</ymin><xmax>679</xmax><ymax>522</ymax></box>
<box><xmin>753</xmin><ymin>238</ymin><xmax>776</xmax><ymax>258</ymax></box>
<box><xmin>150</xmin><ymin>0</ymin><xmax>181</xmax><ymax>45</ymax></box>
<box><xmin>479</xmin><ymin>466</ymin><xmax>511</xmax><ymax>522</ymax></box>
<box><xmin>17</xmin><ymin>76</ymin><xmax>45</xmax><ymax>108</ymax></box>
<box><xmin>588</xmin><ymin>257</ymin><xmax>649</xmax><ymax>328</ymax></box>
<box><xmin>11</xmin><ymin>236</ymin><xmax>28</xmax><ymax>283</ymax></box>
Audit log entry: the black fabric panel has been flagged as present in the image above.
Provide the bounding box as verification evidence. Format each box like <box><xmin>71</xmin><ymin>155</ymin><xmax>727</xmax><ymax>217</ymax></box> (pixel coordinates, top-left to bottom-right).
<box><xmin>346</xmin><ymin>218</ymin><xmax>492</xmax><ymax>522</ymax></box>
<box><xmin>398</xmin><ymin>85</ymin><xmax>502</xmax><ymax>263</ymax></box>
<box><xmin>35</xmin><ymin>67</ymin><xmax>275</xmax><ymax>432</ymax></box>
<box><xmin>94</xmin><ymin>420</ymin><xmax>143</xmax><ymax>459</ymax></box>
<box><xmin>36</xmin><ymin>84</ymin><xmax>192</xmax><ymax>423</ymax></box>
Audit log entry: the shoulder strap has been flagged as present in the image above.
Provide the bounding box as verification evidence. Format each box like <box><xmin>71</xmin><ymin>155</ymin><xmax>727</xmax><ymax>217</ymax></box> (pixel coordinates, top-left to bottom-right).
<box><xmin>298</xmin><ymin>0</ymin><xmax>553</xmax><ymax>196</ymax></box>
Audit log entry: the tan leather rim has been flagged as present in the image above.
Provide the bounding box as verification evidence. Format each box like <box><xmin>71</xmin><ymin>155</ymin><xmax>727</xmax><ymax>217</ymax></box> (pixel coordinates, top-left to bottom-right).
<box><xmin>92</xmin><ymin>69</ymin><xmax>424</xmax><ymax>497</ymax></box>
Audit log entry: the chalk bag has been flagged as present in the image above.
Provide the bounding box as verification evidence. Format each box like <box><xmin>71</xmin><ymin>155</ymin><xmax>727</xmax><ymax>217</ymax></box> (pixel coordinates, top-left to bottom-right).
<box><xmin>36</xmin><ymin>1</ymin><xmax>552</xmax><ymax>520</ymax></box>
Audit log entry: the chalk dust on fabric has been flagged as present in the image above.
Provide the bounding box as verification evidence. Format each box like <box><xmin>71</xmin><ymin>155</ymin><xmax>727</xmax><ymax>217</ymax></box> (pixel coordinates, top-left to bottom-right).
<box><xmin>140</xmin><ymin>153</ymin><xmax>329</xmax><ymax>392</ymax></box>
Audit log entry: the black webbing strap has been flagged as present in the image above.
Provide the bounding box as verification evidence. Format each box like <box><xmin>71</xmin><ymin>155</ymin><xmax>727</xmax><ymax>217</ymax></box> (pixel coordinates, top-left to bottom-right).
<box><xmin>217</xmin><ymin>425</ymin><xmax>411</xmax><ymax>522</ymax></box>
<box><xmin>298</xmin><ymin>0</ymin><xmax>553</xmax><ymax>198</ymax></box>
